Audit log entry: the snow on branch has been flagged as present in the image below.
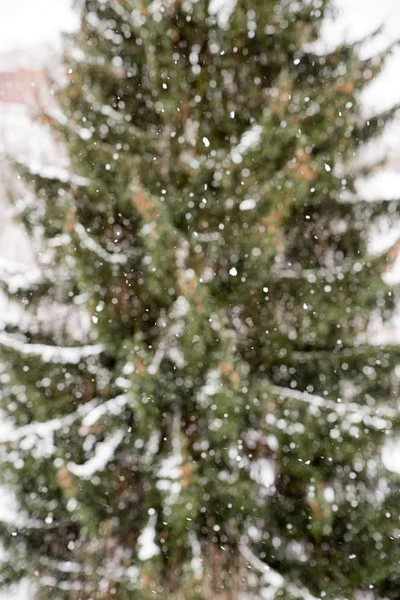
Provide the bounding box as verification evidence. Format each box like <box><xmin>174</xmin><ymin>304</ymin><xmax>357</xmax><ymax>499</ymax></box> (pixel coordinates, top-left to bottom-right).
<box><xmin>81</xmin><ymin>394</ymin><xmax>129</xmax><ymax>428</ymax></box>
<box><xmin>209</xmin><ymin>0</ymin><xmax>237</xmax><ymax>29</ymax></box>
<box><xmin>0</xmin><ymin>393</ymin><xmax>131</xmax><ymax>447</ymax></box>
<box><xmin>38</xmin><ymin>576</ymin><xmax>92</xmax><ymax>593</ymax></box>
<box><xmin>0</xmin><ymin>399</ymin><xmax>99</xmax><ymax>444</ymax></box>
<box><xmin>356</xmin><ymin>171</ymin><xmax>400</xmax><ymax>202</ymax></box>
<box><xmin>0</xmin><ymin>257</ymin><xmax>42</xmax><ymax>292</ymax></box>
<box><xmin>37</xmin><ymin>545</ymin><xmax>139</xmax><ymax>589</ymax></box>
<box><xmin>231</xmin><ymin>123</ymin><xmax>262</xmax><ymax>164</ymax></box>
<box><xmin>208</xmin><ymin>0</ymin><xmax>237</xmax><ymax>29</ymax></box>
<box><xmin>272</xmin><ymin>263</ymin><xmax>362</xmax><ymax>281</ymax></box>
<box><xmin>240</xmin><ymin>543</ymin><xmax>318</xmax><ymax>600</ymax></box>
<box><xmin>0</xmin><ymin>331</ymin><xmax>103</xmax><ymax>364</ymax></box>
<box><xmin>68</xmin><ymin>430</ymin><xmax>124</xmax><ymax>478</ymax></box>
<box><xmin>290</xmin><ymin>344</ymin><xmax>398</xmax><ymax>361</ymax></box>
<box><xmin>269</xmin><ymin>384</ymin><xmax>397</xmax><ymax>422</ymax></box>
<box><xmin>138</xmin><ymin>514</ymin><xmax>161</xmax><ymax>561</ymax></box>
<box><xmin>0</xmin><ymin>487</ymin><xmax>48</xmax><ymax>529</ymax></box>
<box><xmin>0</xmin><ymin>257</ymin><xmax>41</xmax><ymax>279</ymax></box>
<box><xmin>74</xmin><ymin>223</ymin><xmax>127</xmax><ymax>265</ymax></box>
<box><xmin>23</xmin><ymin>161</ymin><xmax>89</xmax><ymax>187</ymax></box>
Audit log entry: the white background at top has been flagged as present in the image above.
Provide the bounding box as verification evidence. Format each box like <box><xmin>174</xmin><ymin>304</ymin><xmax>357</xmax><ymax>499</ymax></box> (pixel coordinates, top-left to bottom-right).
<box><xmin>0</xmin><ymin>0</ymin><xmax>77</xmax><ymax>52</ymax></box>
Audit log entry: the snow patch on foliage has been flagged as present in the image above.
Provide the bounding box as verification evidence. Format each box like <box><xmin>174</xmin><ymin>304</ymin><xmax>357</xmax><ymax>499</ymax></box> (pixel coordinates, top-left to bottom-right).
<box><xmin>0</xmin><ymin>487</ymin><xmax>22</xmax><ymax>526</ymax></box>
<box><xmin>250</xmin><ymin>458</ymin><xmax>276</xmax><ymax>489</ymax></box>
<box><xmin>240</xmin><ymin>544</ymin><xmax>319</xmax><ymax>600</ymax></box>
<box><xmin>156</xmin><ymin>414</ymin><xmax>183</xmax><ymax>505</ymax></box>
<box><xmin>158</xmin><ymin>453</ymin><xmax>182</xmax><ymax>483</ymax></box>
<box><xmin>368</xmin><ymin>217</ymin><xmax>400</xmax><ymax>284</ymax></box>
<box><xmin>47</xmin><ymin>234</ymin><xmax>71</xmax><ymax>248</ymax></box>
<box><xmin>269</xmin><ymin>384</ymin><xmax>396</xmax><ymax>423</ymax></box>
<box><xmin>148</xmin><ymin>297</ymin><xmax>188</xmax><ymax>374</ymax></box>
<box><xmin>369</xmin><ymin>220</ymin><xmax>400</xmax><ymax>257</ymax></box>
<box><xmin>382</xmin><ymin>438</ymin><xmax>400</xmax><ymax>474</ymax></box>
<box><xmin>209</xmin><ymin>0</ymin><xmax>237</xmax><ymax>28</ymax></box>
<box><xmin>68</xmin><ymin>430</ymin><xmax>124</xmax><ymax>478</ymax></box>
<box><xmin>197</xmin><ymin>369</ymin><xmax>221</xmax><ymax>406</ymax></box>
<box><xmin>0</xmin><ymin>399</ymin><xmax>100</xmax><ymax>461</ymax></box>
<box><xmin>231</xmin><ymin>124</ymin><xmax>262</xmax><ymax>164</ymax></box>
<box><xmin>74</xmin><ymin>223</ymin><xmax>128</xmax><ymax>265</ymax></box>
<box><xmin>24</xmin><ymin>161</ymin><xmax>89</xmax><ymax>186</ymax></box>
<box><xmin>239</xmin><ymin>198</ymin><xmax>257</xmax><ymax>211</ymax></box>
<box><xmin>138</xmin><ymin>514</ymin><xmax>160</xmax><ymax>561</ymax></box>
<box><xmin>0</xmin><ymin>257</ymin><xmax>41</xmax><ymax>292</ymax></box>
<box><xmin>0</xmin><ymin>332</ymin><xmax>103</xmax><ymax>364</ymax></box>
<box><xmin>0</xmin><ymin>579</ymin><xmax>32</xmax><ymax>600</ymax></box>
<box><xmin>189</xmin><ymin>531</ymin><xmax>203</xmax><ymax>579</ymax></box>
<box><xmin>81</xmin><ymin>394</ymin><xmax>129</xmax><ymax>428</ymax></box>
<box><xmin>170</xmin><ymin>295</ymin><xmax>190</xmax><ymax>319</ymax></box>
<box><xmin>356</xmin><ymin>171</ymin><xmax>400</xmax><ymax>201</ymax></box>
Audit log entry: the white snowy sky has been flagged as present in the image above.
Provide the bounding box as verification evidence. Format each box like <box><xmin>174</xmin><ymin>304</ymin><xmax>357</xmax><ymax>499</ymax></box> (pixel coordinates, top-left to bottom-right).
<box><xmin>0</xmin><ymin>0</ymin><xmax>78</xmax><ymax>52</ymax></box>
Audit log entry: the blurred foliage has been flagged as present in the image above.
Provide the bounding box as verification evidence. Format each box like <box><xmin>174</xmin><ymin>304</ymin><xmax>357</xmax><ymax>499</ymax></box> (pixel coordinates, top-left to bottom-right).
<box><xmin>1</xmin><ymin>0</ymin><xmax>400</xmax><ymax>598</ymax></box>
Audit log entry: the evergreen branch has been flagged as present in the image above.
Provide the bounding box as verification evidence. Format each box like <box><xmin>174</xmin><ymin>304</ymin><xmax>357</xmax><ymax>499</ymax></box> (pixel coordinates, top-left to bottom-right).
<box><xmin>0</xmin><ymin>277</ymin><xmax>33</xmax><ymax>296</ymax></box>
<box><xmin>0</xmin><ymin>331</ymin><xmax>103</xmax><ymax>364</ymax></box>
<box><xmin>290</xmin><ymin>344</ymin><xmax>399</xmax><ymax>361</ymax></box>
<box><xmin>0</xmin><ymin>398</ymin><xmax>99</xmax><ymax>444</ymax></box>
<box><xmin>74</xmin><ymin>223</ymin><xmax>128</xmax><ymax>265</ymax></box>
<box><xmin>36</xmin><ymin>550</ymin><xmax>138</xmax><ymax>590</ymax></box>
<box><xmin>0</xmin><ymin>509</ymin><xmax>46</xmax><ymax>532</ymax></box>
<box><xmin>269</xmin><ymin>385</ymin><xmax>397</xmax><ymax>421</ymax></box>
<box><xmin>240</xmin><ymin>543</ymin><xmax>318</xmax><ymax>600</ymax></box>
<box><xmin>231</xmin><ymin>123</ymin><xmax>262</xmax><ymax>163</ymax></box>
<box><xmin>354</xmin><ymin>103</ymin><xmax>400</xmax><ymax>144</ymax></box>
<box><xmin>69</xmin><ymin>106</ymin><xmax>150</xmax><ymax>150</ymax></box>
<box><xmin>68</xmin><ymin>429</ymin><xmax>125</xmax><ymax>478</ymax></box>
<box><xmin>47</xmin><ymin>233</ymin><xmax>72</xmax><ymax>249</ymax></box>
<box><xmin>0</xmin><ymin>257</ymin><xmax>41</xmax><ymax>281</ymax></box>
<box><xmin>36</xmin><ymin>576</ymin><xmax>93</xmax><ymax>593</ymax></box>
<box><xmin>19</xmin><ymin>161</ymin><xmax>89</xmax><ymax>187</ymax></box>
<box><xmin>38</xmin><ymin>559</ymin><xmax>81</xmax><ymax>574</ymax></box>
<box><xmin>81</xmin><ymin>393</ymin><xmax>130</xmax><ymax>428</ymax></box>
<box><xmin>272</xmin><ymin>264</ymin><xmax>363</xmax><ymax>280</ymax></box>
<box><xmin>0</xmin><ymin>393</ymin><xmax>129</xmax><ymax>447</ymax></box>
<box><xmin>0</xmin><ymin>257</ymin><xmax>42</xmax><ymax>293</ymax></box>
<box><xmin>98</xmin><ymin>103</ymin><xmax>150</xmax><ymax>142</ymax></box>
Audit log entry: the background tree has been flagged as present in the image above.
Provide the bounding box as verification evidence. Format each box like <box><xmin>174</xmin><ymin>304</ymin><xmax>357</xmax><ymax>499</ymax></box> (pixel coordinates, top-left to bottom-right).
<box><xmin>1</xmin><ymin>0</ymin><xmax>400</xmax><ymax>598</ymax></box>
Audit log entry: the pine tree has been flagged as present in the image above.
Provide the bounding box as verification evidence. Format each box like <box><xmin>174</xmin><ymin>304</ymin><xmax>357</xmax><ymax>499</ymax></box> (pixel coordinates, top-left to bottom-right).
<box><xmin>1</xmin><ymin>0</ymin><xmax>400</xmax><ymax>598</ymax></box>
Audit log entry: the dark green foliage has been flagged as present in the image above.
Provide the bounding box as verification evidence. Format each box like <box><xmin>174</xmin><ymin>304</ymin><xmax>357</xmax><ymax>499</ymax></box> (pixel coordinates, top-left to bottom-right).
<box><xmin>1</xmin><ymin>1</ymin><xmax>400</xmax><ymax>598</ymax></box>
